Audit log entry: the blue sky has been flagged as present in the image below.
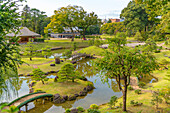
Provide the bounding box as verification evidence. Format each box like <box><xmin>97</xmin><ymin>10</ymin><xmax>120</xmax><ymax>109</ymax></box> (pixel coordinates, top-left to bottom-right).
<box><xmin>22</xmin><ymin>0</ymin><xmax>131</xmax><ymax>19</ymax></box>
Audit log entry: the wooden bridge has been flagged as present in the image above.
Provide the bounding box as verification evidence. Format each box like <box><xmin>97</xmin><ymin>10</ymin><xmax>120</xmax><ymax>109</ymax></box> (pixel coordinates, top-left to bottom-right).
<box><xmin>69</xmin><ymin>53</ymin><xmax>90</xmax><ymax>60</ymax></box>
<box><xmin>8</xmin><ymin>92</ymin><xmax>53</xmax><ymax>111</ymax></box>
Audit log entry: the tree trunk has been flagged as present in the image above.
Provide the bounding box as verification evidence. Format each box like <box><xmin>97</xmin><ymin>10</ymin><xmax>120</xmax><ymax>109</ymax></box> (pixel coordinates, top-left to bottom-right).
<box><xmin>83</xmin><ymin>32</ymin><xmax>86</xmax><ymax>39</ymax></box>
<box><xmin>42</xmin><ymin>80</ymin><xmax>44</xmax><ymax>84</ymax></box>
<box><xmin>30</xmin><ymin>57</ymin><xmax>32</xmax><ymax>61</ymax></box>
<box><xmin>122</xmin><ymin>79</ymin><xmax>127</xmax><ymax>111</ymax></box>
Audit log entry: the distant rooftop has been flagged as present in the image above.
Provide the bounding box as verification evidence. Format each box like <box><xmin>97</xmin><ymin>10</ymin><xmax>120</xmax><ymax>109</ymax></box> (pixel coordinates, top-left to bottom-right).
<box><xmin>6</xmin><ymin>27</ymin><xmax>40</xmax><ymax>37</ymax></box>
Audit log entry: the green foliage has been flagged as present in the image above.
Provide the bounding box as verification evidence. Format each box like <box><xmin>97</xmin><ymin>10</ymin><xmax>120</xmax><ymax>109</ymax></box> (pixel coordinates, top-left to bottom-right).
<box><xmin>85</xmin><ymin>25</ymin><xmax>100</xmax><ymax>35</ymax></box>
<box><xmin>90</xmin><ymin>104</ymin><xmax>99</xmax><ymax>109</ymax></box>
<box><xmin>1</xmin><ymin>105</ymin><xmax>19</xmax><ymax>113</ymax></box>
<box><xmin>94</xmin><ymin>40</ymin><xmax>102</xmax><ymax>47</ymax></box>
<box><xmin>100</xmin><ymin>22</ymin><xmax>125</xmax><ymax>35</ymax></box>
<box><xmin>58</xmin><ymin>63</ymin><xmax>79</xmax><ymax>82</ymax></box>
<box><xmin>127</xmin><ymin>86</ymin><xmax>133</xmax><ymax>90</ymax></box>
<box><xmin>134</xmin><ymin>31</ymin><xmax>143</xmax><ymax>41</ymax></box>
<box><xmin>160</xmin><ymin>59</ymin><xmax>170</xmax><ymax>65</ymax></box>
<box><xmin>151</xmin><ymin>90</ymin><xmax>163</xmax><ymax>109</ymax></box>
<box><xmin>87</xmin><ymin>109</ymin><xmax>100</xmax><ymax>113</ymax></box>
<box><xmin>130</xmin><ymin>100</ymin><xmax>139</xmax><ymax>106</ymax></box>
<box><xmin>95</xmin><ymin>33</ymin><xmax>158</xmax><ymax>111</ymax></box>
<box><xmin>143</xmin><ymin>38</ymin><xmax>158</xmax><ymax>53</ymax></box>
<box><xmin>21</xmin><ymin>5</ymin><xmax>50</xmax><ymax>35</ymax></box>
<box><xmin>120</xmin><ymin>1</ymin><xmax>149</xmax><ymax>35</ymax></box>
<box><xmin>86</xmin><ymin>81</ymin><xmax>94</xmax><ymax>87</ymax></box>
<box><xmin>108</xmin><ymin>96</ymin><xmax>118</xmax><ymax>109</ymax></box>
<box><xmin>0</xmin><ymin>0</ymin><xmax>24</xmax><ymax>99</ymax></box>
<box><xmin>72</xmin><ymin>42</ymin><xmax>77</xmax><ymax>51</ymax></box>
<box><xmin>24</xmin><ymin>42</ymin><xmax>37</xmax><ymax>61</ymax></box>
<box><xmin>65</xmin><ymin>108</ymin><xmax>71</xmax><ymax>113</ymax></box>
<box><xmin>77</xmin><ymin>106</ymin><xmax>84</xmax><ymax>112</ymax></box>
<box><xmin>31</xmin><ymin>68</ymin><xmax>48</xmax><ymax>84</ymax></box>
<box><xmin>62</xmin><ymin>50</ymin><xmax>72</xmax><ymax>59</ymax></box>
<box><xmin>135</xmin><ymin>89</ymin><xmax>141</xmax><ymax>94</ymax></box>
<box><xmin>138</xmin><ymin>82</ymin><xmax>146</xmax><ymax>88</ymax></box>
<box><xmin>42</xmin><ymin>46</ymin><xmax>52</xmax><ymax>58</ymax></box>
<box><xmin>88</xmin><ymin>39</ymin><xmax>95</xmax><ymax>46</ymax></box>
<box><xmin>159</xmin><ymin>88</ymin><xmax>170</xmax><ymax>104</ymax></box>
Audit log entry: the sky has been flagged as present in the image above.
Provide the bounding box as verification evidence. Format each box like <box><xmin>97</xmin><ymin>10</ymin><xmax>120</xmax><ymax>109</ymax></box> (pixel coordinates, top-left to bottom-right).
<box><xmin>21</xmin><ymin>0</ymin><xmax>131</xmax><ymax>19</ymax></box>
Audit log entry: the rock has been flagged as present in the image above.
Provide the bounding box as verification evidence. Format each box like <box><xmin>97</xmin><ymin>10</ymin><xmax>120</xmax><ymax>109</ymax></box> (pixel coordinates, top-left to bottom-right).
<box><xmin>74</xmin><ymin>94</ymin><xmax>79</xmax><ymax>97</ymax></box>
<box><xmin>27</xmin><ymin>74</ymin><xmax>31</xmax><ymax>76</ymax></box>
<box><xmin>86</xmin><ymin>86</ymin><xmax>93</xmax><ymax>91</ymax></box>
<box><xmin>54</xmin><ymin>76</ymin><xmax>58</xmax><ymax>82</ymax></box>
<box><xmin>53</xmin><ymin>94</ymin><xmax>65</xmax><ymax>103</ymax></box>
<box><xmin>71</xmin><ymin>60</ymin><xmax>77</xmax><ymax>64</ymax></box>
<box><xmin>63</xmin><ymin>95</ymin><xmax>68</xmax><ymax>100</ymax></box>
<box><xmin>85</xmin><ymin>54</ymin><xmax>91</xmax><ymax>58</ymax></box>
<box><xmin>29</xmin><ymin>82</ymin><xmax>36</xmax><ymax>87</ymax></box>
<box><xmin>45</xmin><ymin>72</ymin><xmax>49</xmax><ymax>75</ymax></box>
<box><xmin>168</xmin><ymin>56</ymin><xmax>170</xmax><ymax>58</ymax></box>
<box><xmin>79</xmin><ymin>91</ymin><xmax>87</xmax><ymax>96</ymax></box>
<box><xmin>50</xmin><ymin>64</ymin><xmax>55</xmax><ymax>66</ymax></box>
<box><xmin>70</xmin><ymin>108</ymin><xmax>78</xmax><ymax>113</ymax></box>
<box><xmin>68</xmin><ymin>95</ymin><xmax>76</xmax><ymax>101</ymax></box>
<box><xmin>18</xmin><ymin>74</ymin><xmax>23</xmax><ymax>76</ymax></box>
<box><xmin>54</xmin><ymin>70</ymin><xmax>59</xmax><ymax>73</ymax></box>
<box><xmin>55</xmin><ymin>58</ymin><xmax>60</xmax><ymax>64</ymax></box>
<box><xmin>61</xmin><ymin>60</ymin><xmax>64</xmax><ymax>62</ymax></box>
<box><xmin>29</xmin><ymin>88</ymin><xmax>34</xmax><ymax>93</ymax></box>
<box><xmin>50</xmin><ymin>71</ymin><xmax>55</xmax><ymax>73</ymax></box>
<box><xmin>164</xmin><ymin>55</ymin><xmax>168</xmax><ymax>57</ymax></box>
<box><xmin>83</xmin><ymin>87</ymin><xmax>88</xmax><ymax>92</ymax></box>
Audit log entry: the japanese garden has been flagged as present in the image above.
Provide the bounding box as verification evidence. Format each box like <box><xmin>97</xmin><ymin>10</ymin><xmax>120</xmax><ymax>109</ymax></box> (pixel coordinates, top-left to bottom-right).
<box><xmin>0</xmin><ymin>0</ymin><xmax>170</xmax><ymax>113</ymax></box>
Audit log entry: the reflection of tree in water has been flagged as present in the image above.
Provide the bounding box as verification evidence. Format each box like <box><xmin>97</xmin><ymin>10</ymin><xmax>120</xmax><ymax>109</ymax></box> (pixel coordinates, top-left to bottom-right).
<box><xmin>75</xmin><ymin>58</ymin><xmax>97</xmax><ymax>78</ymax></box>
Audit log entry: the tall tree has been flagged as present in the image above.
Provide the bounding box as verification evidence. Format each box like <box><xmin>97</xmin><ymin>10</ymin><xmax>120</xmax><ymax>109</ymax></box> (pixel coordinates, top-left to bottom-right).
<box><xmin>0</xmin><ymin>0</ymin><xmax>24</xmax><ymax>98</ymax></box>
<box><xmin>21</xmin><ymin>5</ymin><xmax>31</xmax><ymax>28</ymax></box>
<box><xmin>45</xmin><ymin>5</ymin><xmax>101</xmax><ymax>40</ymax></box>
<box><xmin>95</xmin><ymin>32</ymin><xmax>158</xmax><ymax>111</ymax></box>
<box><xmin>120</xmin><ymin>1</ymin><xmax>149</xmax><ymax>34</ymax></box>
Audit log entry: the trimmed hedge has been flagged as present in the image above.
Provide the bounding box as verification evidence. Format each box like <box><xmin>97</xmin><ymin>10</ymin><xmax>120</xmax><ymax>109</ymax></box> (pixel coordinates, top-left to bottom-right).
<box><xmin>8</xmin><ymin>91</ymin><xmax>46</xmax><ymax>106</ymax></box>
<box><xmin>17</xmin><ymin>94</ymin><xmax>53</xmax><ymax>108</ymax></box>
<box><xmin>34</xmin><ymin>38</ymin><xmax>44</xmax><ymax>42</ymax></box>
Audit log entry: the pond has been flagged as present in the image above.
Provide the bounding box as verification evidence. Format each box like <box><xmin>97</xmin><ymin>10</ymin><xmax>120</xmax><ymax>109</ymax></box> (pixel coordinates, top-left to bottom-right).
<box><xmin>1</xmin><ymin>58</ymin><xmax>122</xmax><ymax>113</ymax></box>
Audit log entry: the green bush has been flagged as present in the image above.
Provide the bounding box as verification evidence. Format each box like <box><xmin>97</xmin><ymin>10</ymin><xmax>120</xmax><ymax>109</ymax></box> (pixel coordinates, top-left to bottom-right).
<box><xmin>34</xmin><ymin>38</ymin><xmax>45</xmax><ymax>42</ymax></box>
<box><xmin>108</xmin><ymin>96</ymin><xmax>118</xmax><ymax>109</ymax></box>
<box><xmin>86</xmin><ymin>81</ymin><xmax>94</xmax><ymax>87</ymax></box>
<box><xmin>65</xmin><ymin>108</ymin><xmax>71</xmax><ymax>113</ymax></box>
<box><xmin>87</xmin><ymin>109</ymin><xmax>100</xmax><ymax>113</ymax></box>
<box><xmin>138</xmin><ymin>82</ymin><xmax>146</xmax><ymax>88</ymax></box>
<box><xmin>77</xmin><ymin>106</ymin><xmax>84</xmax><ymax>112</ymax></box>
<box><xmin>88</xmin><ymin>39</ymin><xmax>94</xmax><ymax>46</ymax></box>
<box><xmin>90</xmin><ymin>104</ymin><xmax>99</xmax><ymax>109</ymax></box>
<box><xmin>127</xmin><ymin>85</ymin><xmax>133</xmax><ymax>90</ymax></box>
<box><xmin>135</xmin><ymin>89</ymin><xmax>141</xmax><ymax>94</ymax></box>
<box><xmin>130</xmin><ymin>100</ymin><xmax>139</xmax><ymax>106</ymax></box>
<box><xmin>94</xmin><ymin>40</ymin><xmax>101</xmax><ymax>47</ymax></box>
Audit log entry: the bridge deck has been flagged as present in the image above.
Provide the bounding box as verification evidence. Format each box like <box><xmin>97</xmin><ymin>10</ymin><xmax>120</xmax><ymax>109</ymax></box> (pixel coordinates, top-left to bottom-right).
<box><xmin>11</xmin><ymin>93</ymin><xmax>48</xmax><ymax>107</ymax></box>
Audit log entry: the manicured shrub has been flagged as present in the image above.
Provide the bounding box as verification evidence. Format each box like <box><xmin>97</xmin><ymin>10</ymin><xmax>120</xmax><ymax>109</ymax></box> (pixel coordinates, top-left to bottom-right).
<box><xmin>65</xmin><ymin>108</ymin><xmax>71</xmax><ymax>113</ymax></box>
<box><xmin>87</xmin><ymin>109</ymin><xmax>100</xmax><ymax>113</ymax></box>
<box><xmin>135</xmin><ymin>89</ymin><xmax>141</xmax><ymax>94</ymax></box>
<box><xmin>127</xmin><ymin>85</ymin><xmax>133</xmax><ymax>90</ymax></box>
<box><xmin>90</xmin><ymin>104</ymin><xmax>99</xmax><ymax>109</ymax></box>
<box><xmin>138</xmin><ymin>82</ymin><xmax>146</xmax><ymax>88</ymax></box>
<box><xmin>151</xmin><ymin>90</ymin><xmax>163</xmax><ymax>109</ymax></box>
<box><xmin>94</xmin><ymin>40</ymin><xmax>101</xmax><ymax>47</ymax></box>
<box><xmin>77</xmin><ymin>106</ymin><xmax>84</xmax><ymax>112</ymax></box>
<box><xmin>86</xmin><ymin>81</ymin><xmax>94</xmax><ymax>87</ymax></box>
<box><xmin>108</xmin><ymin>96</ymin><xmax>118</xmax><ymax>109</ymax></box>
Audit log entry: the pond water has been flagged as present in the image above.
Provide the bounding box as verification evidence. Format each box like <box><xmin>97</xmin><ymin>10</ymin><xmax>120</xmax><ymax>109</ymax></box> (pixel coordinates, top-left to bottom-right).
<box><xmin>1</xmin><ymin>58</ymin><xmax>122</xmax><ymax>113</ymax></box>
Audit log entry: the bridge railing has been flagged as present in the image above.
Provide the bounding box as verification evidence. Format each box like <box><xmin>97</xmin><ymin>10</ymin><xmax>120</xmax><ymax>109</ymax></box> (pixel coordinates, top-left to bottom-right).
<box><xmin>8</xmin><ymin>91</ymin><xmax>46</xmax><ymax>106</ymax></box>
<box><xmin>17</xmin><ymin>94</ymin><xmax>53</xmax><ymax>108</ymax></box>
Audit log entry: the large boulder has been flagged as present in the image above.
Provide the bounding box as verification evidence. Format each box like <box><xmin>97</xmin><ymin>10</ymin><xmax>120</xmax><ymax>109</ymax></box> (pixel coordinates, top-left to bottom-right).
<box><xmin>79</xmin><ymin>91</ymin><xmax>87</xmax><ymax>96</ymax></box>
<box><xmin>68</xmin><ymin>95</ymin><xmax>76</xmax><ymax>101</ymax></box>
<box><xmin>18</xmin><ymin>74</ymin><xmax>23</xmax><ymax>76</ymax></box>
<box><xmin>61</xmin><ymin>60</ymin><xmax>64</xmax><ymax>62</ymax></box>
<box><xmin>54</xmin><ymin>76</ymin><xmax>58</xmax><ymax>82</ymax></box>
<box><xmin>70</xmin><ymin>108</ymin><xmax>78</xmax><ymax>113</ymax></box>
<box><xmin>86</xmin><ymin>86</ymin><xmax>93</xmax><ymax>91</ymax></box>
<box><xmin>63</xmin><ymin>95</ymin><xmax>68</xmax><ymax>100</ymax></box>
<box><xmin>74</xmin><ymin>94</ymin><xmax>79</xmax><ymax>97</ymax></box>
<box><xmin>53</xmin><ymin>94</ymin><xmax>66</xmax><ymax>104</ymax></box>
<box><xmin>55</xmin><ymin>58</ymin><xmax>60</xmax><ymax>64</ymax></box>
<box><xmin>50</xmin><ymin>71</ymin><xmax>56</xmax><ymax>73</ymax></box>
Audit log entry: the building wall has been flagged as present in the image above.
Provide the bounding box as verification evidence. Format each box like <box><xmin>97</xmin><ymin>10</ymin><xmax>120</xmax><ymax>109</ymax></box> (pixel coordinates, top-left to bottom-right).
<box><xmin>110</xmin><ymin>19</ymin><xmax>120</xmax><ymax>23</ymax></box>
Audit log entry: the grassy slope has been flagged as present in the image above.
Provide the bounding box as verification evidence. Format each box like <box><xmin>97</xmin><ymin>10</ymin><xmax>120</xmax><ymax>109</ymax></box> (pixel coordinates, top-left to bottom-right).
<box><xmin>33</xmin><ymin>79</ymin><xmax>89</xmax><ymax>95</ymax></box>
<box><xmin>18</xmin><ymin>58</ymin><xmax>70</xmax><ymax>75</ymax></box>
<box><xmin>78</xmin><ymin>46</ymin><xmax>105</xmax><ymax>56</ymax></box>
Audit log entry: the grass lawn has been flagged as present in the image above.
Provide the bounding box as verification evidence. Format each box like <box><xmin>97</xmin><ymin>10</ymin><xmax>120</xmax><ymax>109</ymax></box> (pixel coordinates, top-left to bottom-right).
<box><xmin>18</xmin><ymin>57</ymin><xmax>71</xmax><ymax>75</ymax></box>
<box><xmin>153</xmin><ymin>51</ymin><xmax>170</xmax><ymax>62</ymax></box>
<box><xmin>33</xmin><ymin>79</ymin><xmax>90</xmax><ymax>96</ymax></box>
<box><xmin>22</xmin><ymin>57</ymin><xmax>53</xmax><ymax>65</ymax></box>
<box><xmin>19</xmin><ymin>41</ymin><xmax>88</xmax><ymax>52</ymax></box>
<box><xmin>78</xmin><ymin>46</ymin><xmax>105</xmax><ymax>56</ymax></box>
